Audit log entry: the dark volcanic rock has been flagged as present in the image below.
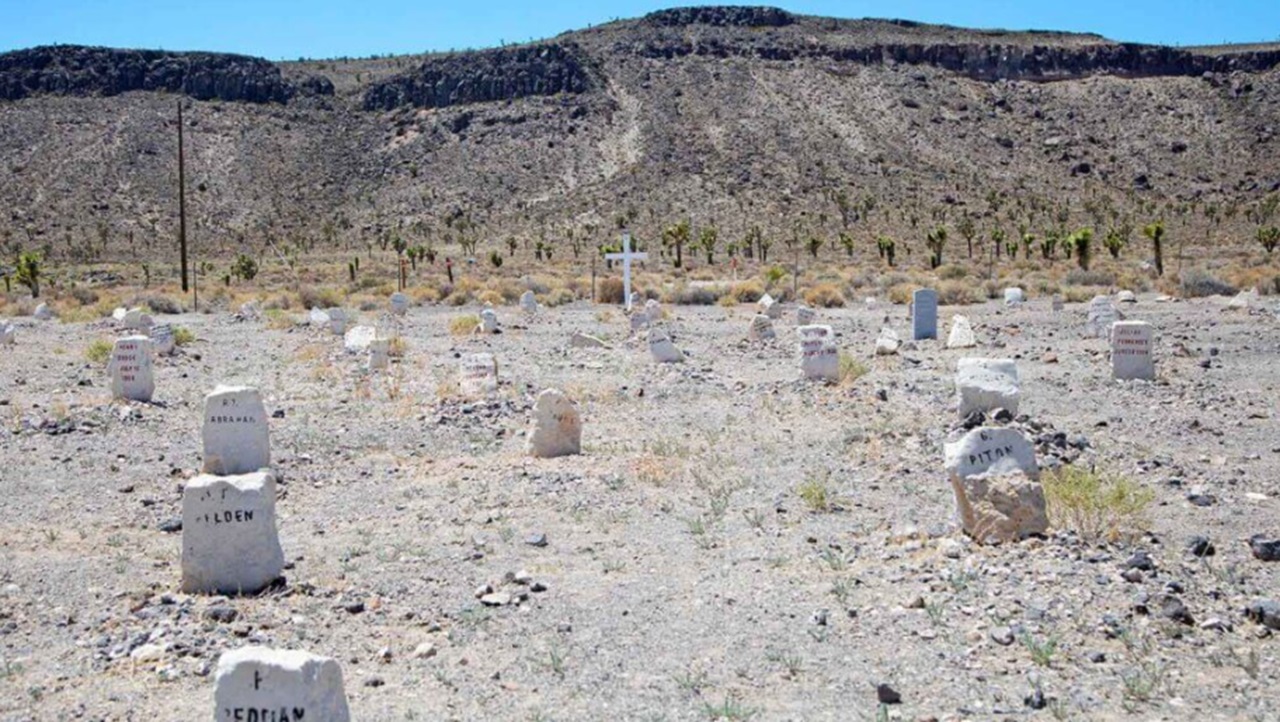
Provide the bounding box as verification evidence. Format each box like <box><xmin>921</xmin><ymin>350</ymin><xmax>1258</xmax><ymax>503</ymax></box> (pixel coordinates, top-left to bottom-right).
<box><xmin>0</xmin><ymin>45</ymin><xmax>319</xmax><ymax>103</ymax></box>
<box><xmin>643</xmin><ymin>6</ymin><xmax>796</xmax><ymax>28</ymax></box>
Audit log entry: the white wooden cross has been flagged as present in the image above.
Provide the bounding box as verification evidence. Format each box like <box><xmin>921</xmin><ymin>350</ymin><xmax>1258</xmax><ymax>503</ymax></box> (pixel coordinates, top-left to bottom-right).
<box><xmin>605</xmin><ymin>231</ymin><xmax>648</xmax><ymax>311</ymax></box>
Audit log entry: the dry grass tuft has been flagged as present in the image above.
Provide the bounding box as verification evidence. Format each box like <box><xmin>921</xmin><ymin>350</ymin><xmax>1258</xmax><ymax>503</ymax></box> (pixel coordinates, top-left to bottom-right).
<box><xmin>1042</xmin><ymin>465</ymin><xmax>1153</xmax><ymax>543</ymax></box>
<box><xmin>449</xmin><ymin>314</ymin><xmax>480</xmax><ymax>336</ymax></box>
<box><xmin>803</xmin><ymin>283</ymin><xmax>846</xmax><ymax>308</ymax></box>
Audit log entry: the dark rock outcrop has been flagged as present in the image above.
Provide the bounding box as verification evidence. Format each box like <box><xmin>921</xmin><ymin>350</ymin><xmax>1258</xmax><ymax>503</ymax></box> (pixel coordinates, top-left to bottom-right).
<box><xmin>643</xmin><ymin>6</ymin><xmax>795</xmax><ymax>28</ymax></box>
<box><xmin>363</xmin><ymin>42</ymin><xmax>598</xmax><ymax>111</ymax></box>
<box><xmin>0</xmin><ymin>45</ymin><xmax>320</xmax><ymax>103</ymax></box>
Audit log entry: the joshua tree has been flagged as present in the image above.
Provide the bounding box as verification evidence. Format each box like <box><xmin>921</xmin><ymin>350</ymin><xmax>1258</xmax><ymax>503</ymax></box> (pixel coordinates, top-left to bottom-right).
<box><xmin>662</xmin><ymin>220</ymin><xmax>690</xmax><ymax>268</ymax></box>
<box><xmin>506</xmin><ymin>237</ymin><xmax>518</xmax><ymax>257</ymax></box>
<box><xmin>838</xmin><ymin>232</ymin><xmax>855</xmax><ymax>257</ymax></box>
<box><xmin>925</xmin><ymin>227</ymin><xmax>947</xmax><ymax>269</ymax></box>
<box><xmin>489</xmin><ymin>250</ymin><xmax>503</xmax><ymax>268</ymax></box>
<box><xmin>16</xmin><ymin>251</ymin><xmax>40</xmax><ymax>297</ymax></box>
<box><xmin>991</xmin><ymin>228</ymin><xmax>1007</xmax><ymax>260</ymax></box>
<box><xmin>957</xmin><ymin>215</ymin><xmax>977</xmax><ymax>259</ymax></box>
<box><xmin>1069</xmin><ymin>228</ymin><xmax>1094</xmax><ymax>271</ymax></box>
<box><xmin>1142</xmin><ymin>221</ymin><xmax>1166</xmax><ymax>277</ymax></box>
<box><xmin>876</xmin><ymin>236</ymin><xmax>896</xmax><ymax>267</ymax></box>
<box><xmin>1021</xmin><ymin>232</ymin><xmax>1035</xmax><ymax>259</ymax></box>
<box><xmin>231</xmin><ymin>254</ymin><xmax>258</xmax><ymax>282</ymax></box>
<box><xmin>1257</xmin><ymin>226</ymin><xmax>1280</xmax><ymax>255</ymax></box>
<box><xmin>697</xmin><ymin>225</ymin><xmax>719</xmax><ymax>264</ymax></box>
<box><xmin>806</xmin><ymin>235</ymin><xmax>824</xmax><ymax>259</ymax></box>
<box><xmin>1103</xmin><ymin>225</ymin><xmax>1129</xmax><ymax>259</ymax></box>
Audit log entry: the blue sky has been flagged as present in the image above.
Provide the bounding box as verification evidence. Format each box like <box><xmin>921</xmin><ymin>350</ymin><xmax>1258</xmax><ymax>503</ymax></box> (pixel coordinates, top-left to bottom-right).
<box><xmin>3</xmin><ymin>1</ymin><xmax>1278</xmax><ymax>59</ymax></box>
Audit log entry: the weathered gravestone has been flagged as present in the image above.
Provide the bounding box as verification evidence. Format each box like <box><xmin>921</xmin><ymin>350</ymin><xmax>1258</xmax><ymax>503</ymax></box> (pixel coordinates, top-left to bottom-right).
<box><xmin>1051</xmin><ymin>295</ymin><xmax>1065</xmax><ymax>312</ymax></box>
<box><xmin>150</xmin><ymin>323</ymin><xmax>175</xmax><ymax>356</ymax></box>
<box><xmin>109</xmin><ymin>336</ymin><xmax>155</xmax><ymax>402</ymax></box>
<box><xmin>460</xmin><ymin>353</ymin><xmax>499</xmax><ymax>396</ymax></box>
<box><xmin>0</xmin><ymin>320</ymin><xmax>14</xmax><ymax>346</ymax></box>
<box><xmin>33</xmin><ymin>303</ymin><xmax>54</xmax><ymax>321</ymax></box>
<box><xmin>648</xmin><ymin>327</ymin><xmax>685</xmax><ymax>363</ymax></box>
<box><xmin>1116</xmin><ymin>290</ymin><xmax>1137</xmax><ymax>304</ymax></box>
<box><xmin>326</xmin><ymin>308</ymin><xmax>348</xmax><ymax>335</ymax></box>
<box><xmin>182</xmin><ymin>470</ymin><xmax>283</xmax><ymax>594</ymax></box>
<box><xmin>214</xmin><ymin>646</ymin><xmax>350</xmax><ymax>722</ymax></box>
<box><xmin>368</xmin><ymin>339</ymin><xmax>390</xmax><ymax>371</ymax></box>
<box><xmin>644</xmin><ymin>298</ymin><xmax>661</xmax><ymax>319</ymax></box>
<box><xmin>911</xmin><ymin>289</ymin><xmax>939</xmax><ymax>340</ymax></box>
<box><xmin>629</xmin><ymin>308</ymin><xmax>650</xmax><ymax>333</ymax></box>
<box><xmin>111</xmin><ymin>307</ymin><xmax>128</xmax><ymax>322</ymax></box>
<box><xmin>389</xmin><ymin>292</ymin><xmax>409</xmax><ymax>316</ymax></box>
<box><xmin>874</xmin><ymin>327</ymin><xmax>901</xmax><ymax>356</ymax></box>
<box><xmin>759</xmin><ymin>293</ymin><xmax>782</xmax><ymax>320</ymax></box>
<box><xmin>946</xmin><ymin>315</ymin><xmax>976</xmax><ymax>349</ymax></box>
<box><xmin>798</xmin><ymin>327</ymin><xmax>839</xmax><ymax>382</ymax></box>
<box><xmin>123</xmin><ymin>307</ymin><xmax>152</xmax><ymax>331</ymax></box>
<box><xmin>520</xmin><ymin>290</ymin><xmax>538</xmax><ymax>315</ymax></box>
<box><xmin>1111</xmin><ymin>320</ymin><xmax>1155</xmax><ymax>381</ymax></box>
<box><xmin>203</xmin><ymin>386</ymin><xmax>270</xmax><ymax>475</ymax></box>
<box><xmin>569</xmin><ymin>331</ymin><xmax>609</xmax><ymax>349</ymax></box>
<box><xmin>526</xmin><ymin>389</ymin><xmax>582</xmax><ymax>458</ymax></box>
<box><xmin>1003</xmin><ymin>287</ymin><xmax>1026</xmax><ymax>306</ymax></box>
<box><xmin>308</xmin><ymin>308</ymin><xmax>330</xmax><ymax>327</ymax></box>
<box><xmin>343</xmin><ymin>325</ymin><xmax>377</xmax><ymax>354</ymax></box>
<box><xmin>1228</xmin><ymin>288</ymin><xmax>1259</xmax><ymax>310</ymax></box>
<box><xmin>478</xmin><ymin>307</ymin><xmax>500</xmax><ymax>334</ymax></box>
<box><xmin>943</xmin><ymin>426</ymin><xmax>1047</xmax><ymax>543</ymax></box>
<box><xmin>239</xmin><ymin>301</ymin><xmax>262</xmax><ymax>320</ymax></box>
<box><xmin>1085</xmin><ymin>295</ymin><xmax>1122</xmax><ymax>338</ymax></box>
<box><xmin>748</xmin><ymin>314</ymin><xmax>776</xmax><ymax>341</ymax></box>
<box><xmin>795</xmin><ymin>305</ymin><xmax>815</xmax><ymax>326</ymax></box>
<box><xmin>955</xmin><ymin>358</ymin><xmax>1019</xmax><ymax>419</ymax></box>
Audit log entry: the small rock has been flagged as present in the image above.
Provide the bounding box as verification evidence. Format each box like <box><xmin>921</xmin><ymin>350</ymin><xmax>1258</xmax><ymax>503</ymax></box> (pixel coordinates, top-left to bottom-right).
<box><xmin>1087</xmin><ymin>651</ymin><xmax>1106</xmax><ymax>663</ymax></box>
<box><xmin>158</xmin><ymin>518</ymin><xmax>182</xmax><ymax>533</ymax></box>
<box><xmin>1157</xmin><ymin>595</ymin><xmax>1195</xmax><ymax>626</ymax></box>
<box><xmin>876</xmin><ymin>683</ymin><xmax>902</xmax><ymax>704</ymax></box>
<box><xmin>990</xmin><ymin>626</ymin><xmax>1015</xmax><ymax>646</ymax></box>
<box><xmin>364</xmin><ymin>676</ymin><xmax>385</xmax><ymax>688</ymax></box>
<box><xmin>1245</xmin><ymin>600</ymin><xmax>1280</xmax><ymax>629</ymax></box>
<box><xmin>1024</xmin><ymin>688</ymin><xmax>1047</xmax><ymax>710</ymax></box>
<box><xmin>525</xmin><ymin>533</ymin><xmax>548</xmax><ymax>547</ymax></box>
<box><xmin>1249</xmin><ymin>535</ymin><xmax>1280</xmax><ymax>562</ymax></box>
<box><xmin>204</xmin><ymin>606</ymin><xmax>238</xmax><ymax>624</ymax></box>
<box><xmin>411</xmin><ymin>642</ymin><xmax>438</xmax><ymax>659</ymax></box>
<box><xmin>343</xmin><ymin>601</ymin><xmax>365</xmax><ymax>615</ymax></box>
<box><xmin>1121</xmin><ymin>569</ymin><xmax>1144</xmax><ymax>583</ymax></box>
<box><xmin>480</xmin><ymin>592</ymin><xmax>512</xmax><ymax>607</ymax></box>
<box><xmin>1125</xmin><ymin>551</ymin><xmax>1155</xmax><ymax>571</ymax></box>
<box><xmin>1187</xmin><ymin>536</ymin><xmax>1216</xmax><ymax>558</ymax></box>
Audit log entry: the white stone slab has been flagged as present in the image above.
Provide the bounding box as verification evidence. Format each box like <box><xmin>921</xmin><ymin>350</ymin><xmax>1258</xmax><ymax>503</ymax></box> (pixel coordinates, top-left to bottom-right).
<box><xmin>648</xmin><ymin>328</ymin><xmax>684</xmax><ymax>363</ymax></box>
<box><xmin>1111</xmin><ymin>320</ymin><xmax>1155</xmax><ymax>381</ymax></box>
<box><xmin>214</xmin><ymin>646</ymin><xmax>350</xmax><ymax>722</ymax></box>
<box><xmin>946</xmin><ymin>315</ymin><xmax>976</xmax><ymax>349</ymax></box>
<box><xmin>799</xmin><ymin>333</ymin><xmax>839</xmax><ymax>381</ymax></box>
<box><xmin>389</xmin><ymin>292</ymin><xmax>409</xmax><ymax>316</ymax></box>
<box><xmin>109</xmin><ymin>336</ymin><xmax>154</xmax><ymax>402</ymax></box>
<box><xmin>182</xmin><ymin>471</ymin><xmax>283</xmax><ymax>595</ymax></box>
<box><xmin>748</xmin><ymin>314</ymin><xmax>776</xmax><ymax>341</ymax></box>
<box><xmin>955</xmin><ymin>358</ymin><xmax>1019</xmax><ymax>418</ymax></box>
<box><xmin>526</xmin><ymin>389</ymin><xmax>582</xmax><ymax>458</ymax></box>
<box><xmin>202</xmin><ymin>386</ymin><xmax>270</xmax><ymax>476</ymax></box>
<box><xmin>460</xmin><ymin>353</ymin><xmax>498</xmax><ymax>396</ymax></box>
<box><xmin>343</xmin><ymin>325</ymin><xmax>377</xmax><ymax>354</ymax></box>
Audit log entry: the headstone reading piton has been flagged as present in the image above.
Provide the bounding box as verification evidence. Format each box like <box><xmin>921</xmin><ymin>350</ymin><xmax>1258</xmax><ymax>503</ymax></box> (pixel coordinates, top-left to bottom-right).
<box><xmin>214</xmin><ymin>646</ymin><xmax>350</xmax><ymax>722</ymax></box>
<box><xmin>1111</xmin><ymin>320</ymin><xmax>1155</xmax><ymax>381</ymax></box>
<box><xmin>955</xmin><ymin>358</ymin><xmax>1019</xmax><ymax>419</ymax></box>
<box><xmin>109</xmin><ymin>336</ymin><xmax>154</xmax><ymax>402</ymax></box>
<box><xmin>202</xmin><ymin>386</ymin><xmax>270</xmax><ymax>476</ymax></box>
<box><xmin>943</xmin><ymin>426</ymin><xmax>1047</xmax><ymax>543</ymax></box>
<box><xmin>912</xmin><ymin>289</ymin><xmax>938</xmax><ymax>340</ymax></box>
<box><xmin>181</xmin><ymin>470</ymin><xmax>284</xmax><ymax>594</ymax></box>
<box><xmin>526</xmin><ymin>389</ymin><xmax>582</xmax><ymax>458</ymax></box>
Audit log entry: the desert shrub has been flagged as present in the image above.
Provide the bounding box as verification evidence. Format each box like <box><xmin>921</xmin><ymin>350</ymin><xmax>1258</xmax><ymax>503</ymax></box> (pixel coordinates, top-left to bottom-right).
<box><xmin>354</xmin><ymin>276</ymin><xmax>385</xmax><ymax>292</ymax></box>
<box><xmin>445</xmin><ymin>278</ymin><xmax>482</xmax><ymax>306</ymax></box>
<box><xmin>70</xmin><ymin>286</ymin><xmax>99</xmax><ymax>305</ymax></box>
<box><xmin>263</xmin><ymin>293</ymin><xmax>292</xmax><ymax>310</ymax></box>
<box><xmin>838</xmin><ymin>350</ymin><xmax>868</xmax><ymax>385</ymax></box>
<box><xmin>847</xmin><ymin>269</ymin><xmax>877</xmax><ymax>289</ymax></box>
<box><xmin>173</xmin><ymin>326</ymin><xmax>196</xmax><ymax>346</ymax></box>
<box><xmin>797</xmin><ymin>476</ymin><xmax>835</xmax><ymax>513</ymax></box>
<box><xmin>671</xmin><ymin>284</ymin><xmax>724</xmax><ymax>305</ymax></box>
<box><xmin>1062</xmin><ymin>287</ymin><xmax>1096</xmax><ymax>303</ymax></box>
<box><xmin>85</xmin><ymin>339</ymin><xmax>112</xmax><ymax>364</ymax></box>
<box><xmin>937</xmin><ymin>264</ymin><xmax>969</xmax><ymax>281</ymax></box>
<box><xmin>299</xmin><ymin>285</ymin><xmax>343</xmax><ymax>309</ymax></box>
<box><xmin>410</xmin><ymin>286</ymin><xmax>441</xmax><ymax>304</ymax></box>
<box><xmin>1063</xmin><ymin>268</ymin><xmax>1115</xmax><ymax>287</ymax></box>
<box><xmin>264</xmin><ymin>309</ymin><xmax>293</xmax><ymax>330</ymax></box>
<box><xmin>937</xmin><ymin>280</ymin><xmax>981</xmax><ymax>305</ymax></box>
<box><xmin>542</xmin><ymin>287</ymin><xmax>577</xmax><ymax>307</ymax></box>
<box><xmin>476</xmin><ymin>289</ymin><xmax>503</xmax><ymax>306</ymax></box>
<box><xmin>449</xmin><ymin>314</ymin><xmax>479</xmax><ymax>336</ymax></box>
<box><xmin>1179</xmin><ymin>269</ymin><xmax>1236</xmax><ymax>298</ymax></box>
<box><xmin>136</xmin><ymin>294</ymin><xmax>183</xmax><ymax>314</ymax></box>
<box><xmin>387</xmin><ymin>337</ymin><xmax>408</xmax><ymax>357</ymax></box>
<box><xmin>597</xmin><ymin>278</ymin><xmax>625</xmax><ymax>304</ymax></box>
<box><xmin>489</xmin><ymin>278</ymin><xmax>522</xmax><ymax>303</ymax></box>
<box><xmin>887</xmin><ymin>283</ymin><xmax>918</xmax><ymax>305</ymax></box>
<box><xmin>1042</xmin><ymin>466</ymin><xmax>1153</xmax><ymax>543</ymax></box>
<box><xmin>981</xmin><ymin>280</ymin><xmax>1002</xmax><ymax>299</ymax></box>
<box><xmin>358</xmin><ymin>299</ymin><xmax>379</xmax><ymax>311</ymax></box>
<box><xmin>803</xmin><ymin>283</ymin><xmax>846</xmax><ymax>308</ymax></box>
<box><xmin>717</xmin><ymin>293</ymin><xmax>738</xmax><ymax>308</ymax></box>
<box><xmin>729</xmin><ymin>280</ymin><xmax>764</xmax><ymax>303</ymax></box>
<box><xmin>525</xmin><ymin>276</ymin><xmax>553</xmax><ymax>295</ymax></box>
<box><xmin>1031</xmin><ymin>279</ymin><xmax>1062</xmax><ymax>296</ymax></box>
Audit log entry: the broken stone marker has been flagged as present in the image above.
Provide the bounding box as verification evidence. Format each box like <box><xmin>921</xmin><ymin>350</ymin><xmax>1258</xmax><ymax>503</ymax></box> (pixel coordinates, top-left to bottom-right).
<box><xmin>955</xmin><ymin>358</ymin><xmax>1019</xmax><ymax>419</ymax></box>
<box><xmin>526</xmin><ymin>388</ymin><xmax>582</xmax><ymax>458</ymax></box>
<box><xmin>944</xmin><ymin>427</ymin><xmax>1047</xmax><ymax>544</ymax></box>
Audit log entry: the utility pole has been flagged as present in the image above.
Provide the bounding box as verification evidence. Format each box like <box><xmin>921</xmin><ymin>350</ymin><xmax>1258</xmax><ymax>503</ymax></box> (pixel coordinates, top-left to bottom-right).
<box><xmin>177</xmin><ymin>100</ymin><xmax>189</xmax><ymax>293</ymax></box>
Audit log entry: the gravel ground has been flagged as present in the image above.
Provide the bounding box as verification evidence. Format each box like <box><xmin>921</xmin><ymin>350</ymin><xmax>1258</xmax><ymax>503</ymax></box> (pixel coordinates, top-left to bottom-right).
<box><xmin>1</xmin><ymin>296</ymin><xmax>1278</xmax><ymax>721</ymax></box>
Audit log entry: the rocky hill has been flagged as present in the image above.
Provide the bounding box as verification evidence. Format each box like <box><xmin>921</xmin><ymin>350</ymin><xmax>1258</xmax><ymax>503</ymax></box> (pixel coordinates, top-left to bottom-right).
<box><xmin>1</xmin><ymin>5</ymin><xmax>1278</xmax><ymax>263</ymax></box>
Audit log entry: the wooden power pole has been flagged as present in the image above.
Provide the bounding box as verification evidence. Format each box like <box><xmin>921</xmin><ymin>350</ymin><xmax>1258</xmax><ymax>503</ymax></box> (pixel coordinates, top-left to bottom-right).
<box><xmin>177</xmin><ymin>100</ymin><xmax>189</xmax><ymax>292</ymax></box>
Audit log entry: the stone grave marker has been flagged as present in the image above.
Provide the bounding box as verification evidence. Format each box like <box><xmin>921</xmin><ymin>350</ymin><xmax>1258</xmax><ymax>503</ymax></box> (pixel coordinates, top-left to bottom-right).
<box><xmin>795</xmin><ymin>305</ymin><xmax>815</xmax><ymax>326</ymax></box>
<box><xmin>182</xmin><ymin>470</ymin><xmax>284</xmax><ymax>594</ymax></box>
<box><xmin>203</xmin><ymin>386</ymin><xmax>270</xmax><ymax>475</ymax></box>
<box><xmin>33</xmin><ymin>302</ymin><xmax>53</xmax><ymax>321</ymax></box>
<box><xmin>123</xmin><ymin>307</ymin><xmax>152</xmax><ymax>331</ymax></box>
<box><xmin>1111</xmin><ymin>320</ymin><xmax>1155</xmax><ymax>381</ymax></box>
<box><xmin>460</xmin><ymin>353</ymin><xmax>499</xmax><ymax>396</ymax></box>
<box><xmin>520</xmin><ymin>290</ymin><xmax>538</xmax><ymax>315</ymax></box>
<box><xmin>214</xmin><ymin>646</ymin><xmax>350</xmax><ymax>722</ymax></box>
<box><xmin>799</xmin><ymin>328</ymin><xmax>839</xmax><ymax>381</ymax></box>
<box><xmin>943</xmin><ymin>426</ymin><xmax>1047</xmax><ymax>543</ymax></box>
<box><xmin>1228</xmin><ymin>288</ymin><xmax>1259</xmax><ymax>310</ymax></box>
<box><xmin>150</xmin><ymin>323</ymin><xmax>175</xmax><ymax>356</ymax></box>
<box><xmin>1116</xmin><ymin>290</ymin><xmax>1137</xmax><ymax>304</ymax></box>
<box><xmin>569</xmin><ymin>331</ymin><xmax>609</xmax><ymax>349</ymax></box>
<box><xmin>874</xmin><ymin>327</ymin><xmax>901</xmax><ymax>356</ymax></box>
<box><xmin>368</xmin><ymin>339</ymin><xmax>390</xmax><ymax>371</ymax></box>
<box><xmin>308</xmin><ymin>308</ymin><xmax>330</xmax><ymax>327</ymax></box>
<box><xmin>1003</xmin><ymin>287</ymin><xmax>1026</xmax><ymax>305</ymax></box>
<box><xmin>111</xmin><ymin>307</ymin><xmax>128</xmax><ymax>321</ymax></box>
<box><xmin>526</xmin><ymin>389</ymin><xmax>582</xmax><ymax>458</ymax></box>
<box><xmin>1</xmin><ymin>319</ymin><xmax>14</xmax><ymax>346</ymax></box>
<box><xmin>629</xmin><ymin>308</ymin><xmax>650</xmax><ymax>333</ymax></box>
<box><xmin>946</xmin><ymin>315</ymin><xmax>976</xmax><ymax>349</ymax></box>
<box><xmin>343</xmin><ymin>325</ymin><xmax>377</xmax><ymax>354</ymax></box>
<box><xmin>326</xmin><ymin>308</ymin><xmax>348</xmax><ymax>335</ymax></box>
<box><xmin>605</xmin><ymin>231</ymin><xmax>648</xmax><ymax>311</ymax></box>
<box><xmin>478</xmin><ymin>307</ymin><xmax>500</xmax><ymax>334</ymax></box>
<box><xmin>239</xmin><ymin>301</ymin><xmax>262</xmax><ymax>320</ymax></box>
<box><xmin>1051</xmin><ymin>295</ymin><xmax>1065</xmax><ymax>312</ymax></box>
<box><xmin>1085</xmin><ymin>295</ymin><xmax>1122</xmax><ymax>338</ymax></box>
<box><xmin>955</xmin><ymin>358</ymin><xmax>1019</xmax><ymax>419</ymax></box>
<box><xmin>648</xmin><ymin>327</ymin><xmax>685</xmax><ymax>363</ymax></box>
<box><xmin>109</xmin><ymin>336</ymin><xmax>155</xmax><ymax>402</ymax></box>
<box><xmin>389</xmin><ymin>292</ymin><xmax>409</xmax><ymax>316</ymax></box>
<box><xmin>748</xmin><ymin>314</ymin><xmax>776</xmax><ymax>341</ymax></box>
<box><xmin>912</xmin><ymin>288</ymin><xmax>938</xmax><ymax>340</ymax></box>
<box><xmin>759</xmin><ymin>293</ymin><xmax>782</xmax><ymax>319</ymax></box>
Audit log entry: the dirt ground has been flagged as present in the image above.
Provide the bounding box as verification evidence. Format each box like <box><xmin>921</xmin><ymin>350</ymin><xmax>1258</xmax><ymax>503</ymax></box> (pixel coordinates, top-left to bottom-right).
<box><xmin>0</xmin><ymin>295</ymin><xmax>1278</xmax><ymax>721</ymax></box>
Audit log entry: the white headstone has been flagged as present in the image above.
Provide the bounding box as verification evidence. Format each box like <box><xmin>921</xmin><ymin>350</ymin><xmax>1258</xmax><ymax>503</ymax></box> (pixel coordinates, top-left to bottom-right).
<box><xmin>1003</xmin><ymin>288</ymin><xmax>1026</xmax><ymax>306</ymax></box>
<box><xmin>748</xmin><ymin>314</ymin><xmax>776</xmax><ymax>341</ymax></box>
<box><xmin>368</xmin><ymin>339</ymin><xmax>390</xmax><ymax>371</ymax></box>
<box><xmin>795</xmin><ymin>305</ymin><xmax>815</xmax><ymax>326</ymax></box>
<box><xmin>912</xmin><ymin>289</ymin><xmax>939</xmax><ymax>340</ymax></box>
<box><xmin>389</xmin><ymin>292</ymin><xmax>409</xmax><ymax>316</ymax></box>
<box><xmin>123</xmin><ymin>307</ymin><xmax>152</xmax><ymax>331</ymax></box>
<box><xmin>33</xmin><ymin>303</ymin><xmax>53</xmax><ymax>321</ymax></box>
<box><xmin>326</xmin><ymin>308</ymin><xmax>348</xmax><ymax>335</ymax></box>
<box><xmin>308</xmin><ymin>308</ymin><xmax>330</xmax><ymax>326</ymax></box>
<box><xmin>181</xmin><ymin>471</ymin><xmax>283</xmax><ymax>595</ymax></box>
<box><xmin>109</xmin><ymin>336</ymin><xmax>154</xmax><ymax>402</ymax></box>
<box><xmin>0</xmin><ymin>320</ymin><xmax>14</xmax><ymax>346</ymax></box>
<box><xmin>1116</xmin><ymin>290</ymin><xmax>1137</xmax><ymax>304</ymax></box>
<box><xmin>214</xmin><ymin>646</ymin><xmax>350</xmax><ymax>722</ymax></box>
<box><xmin>460</xmin><ymin>353</ymin><xmax>499</xmax><ymax>396</ymax></box>
<box><xmin>759</xmin><ymin>293</ymin><xmax>782</xmax><ymax>320</ymax></box>
<box><xmin>798</xmin><ymin>329</ymin><xmax>839</xmax><ymax>382</ymax></box>
<box><xmin>1111</xmin><ymin>320</ymin><xmax>1155</xmax><ymax>381</ymax></box>
<box><xmin>526</xmin><ymin>388</ymin><xmax>582</xmax><ymax>458</ymax></box>
<box><xmin>1227</xmin><ymin>288</ymin><xmax>1258</xmax><ymax>310</ymax></box>
<box><xmin>112</xmin><ymin>307</ymin><xmax>128</xmax><ymax>322</ymax></box>
<box><xmin>955</xmin><ymin>358</ymin><xmax>1020</xmax><ymax>419</ymax></box>
<box><xmin>1085</xmin><ymin>295</ymin><xmax>1122</xmax><ymax>338</ymax></box>
<box><xmin>150</xmin><ymin>323</ymin><xmax>176</xmax><ymax>356</ymax></box>
<box><xmin>569</xmin><ymin>331</ymin><xmax>609</xmax><ymax>349</ymax></box>
<box><xmin>946</xmin><ymin>315</ymin><xmax>976</xmax><ymax>349</ymax></box>
<box><xmin>943</xmin><ymin>426</ymin><xmax>1046</xmax><ymax>543</ymax></box>
<box><xmin>202</xmin><ymin>386</ymin><xmax>270</xmax><ymax>476</ymax></box>
<box><xmin>520</xmin><ymin>290</ymin><xmax>538</xmax><ymax>315</ymax></box>
<box><xmin>343</xmin><ymin>325</ymin><xmax>377</xmax><ymax>354</ymax></box>
<box><xmin>647</xmin><ymin>328</ymin><xmax>685</xmax><ymax>363</ymax></box>
<box><xmin>478</xmin><ymin>307</ymin><xmax>499</xmax><ymax>334</ymax></box>
<box><xmin>629</xmin><ymin>309</ymin><xmax>650</xmax><ymax>332</ymax></box>
<box><xmin>874</xmin><ymin>327</ymin><xmax>901</xmax><ymax>356</ymax></box>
